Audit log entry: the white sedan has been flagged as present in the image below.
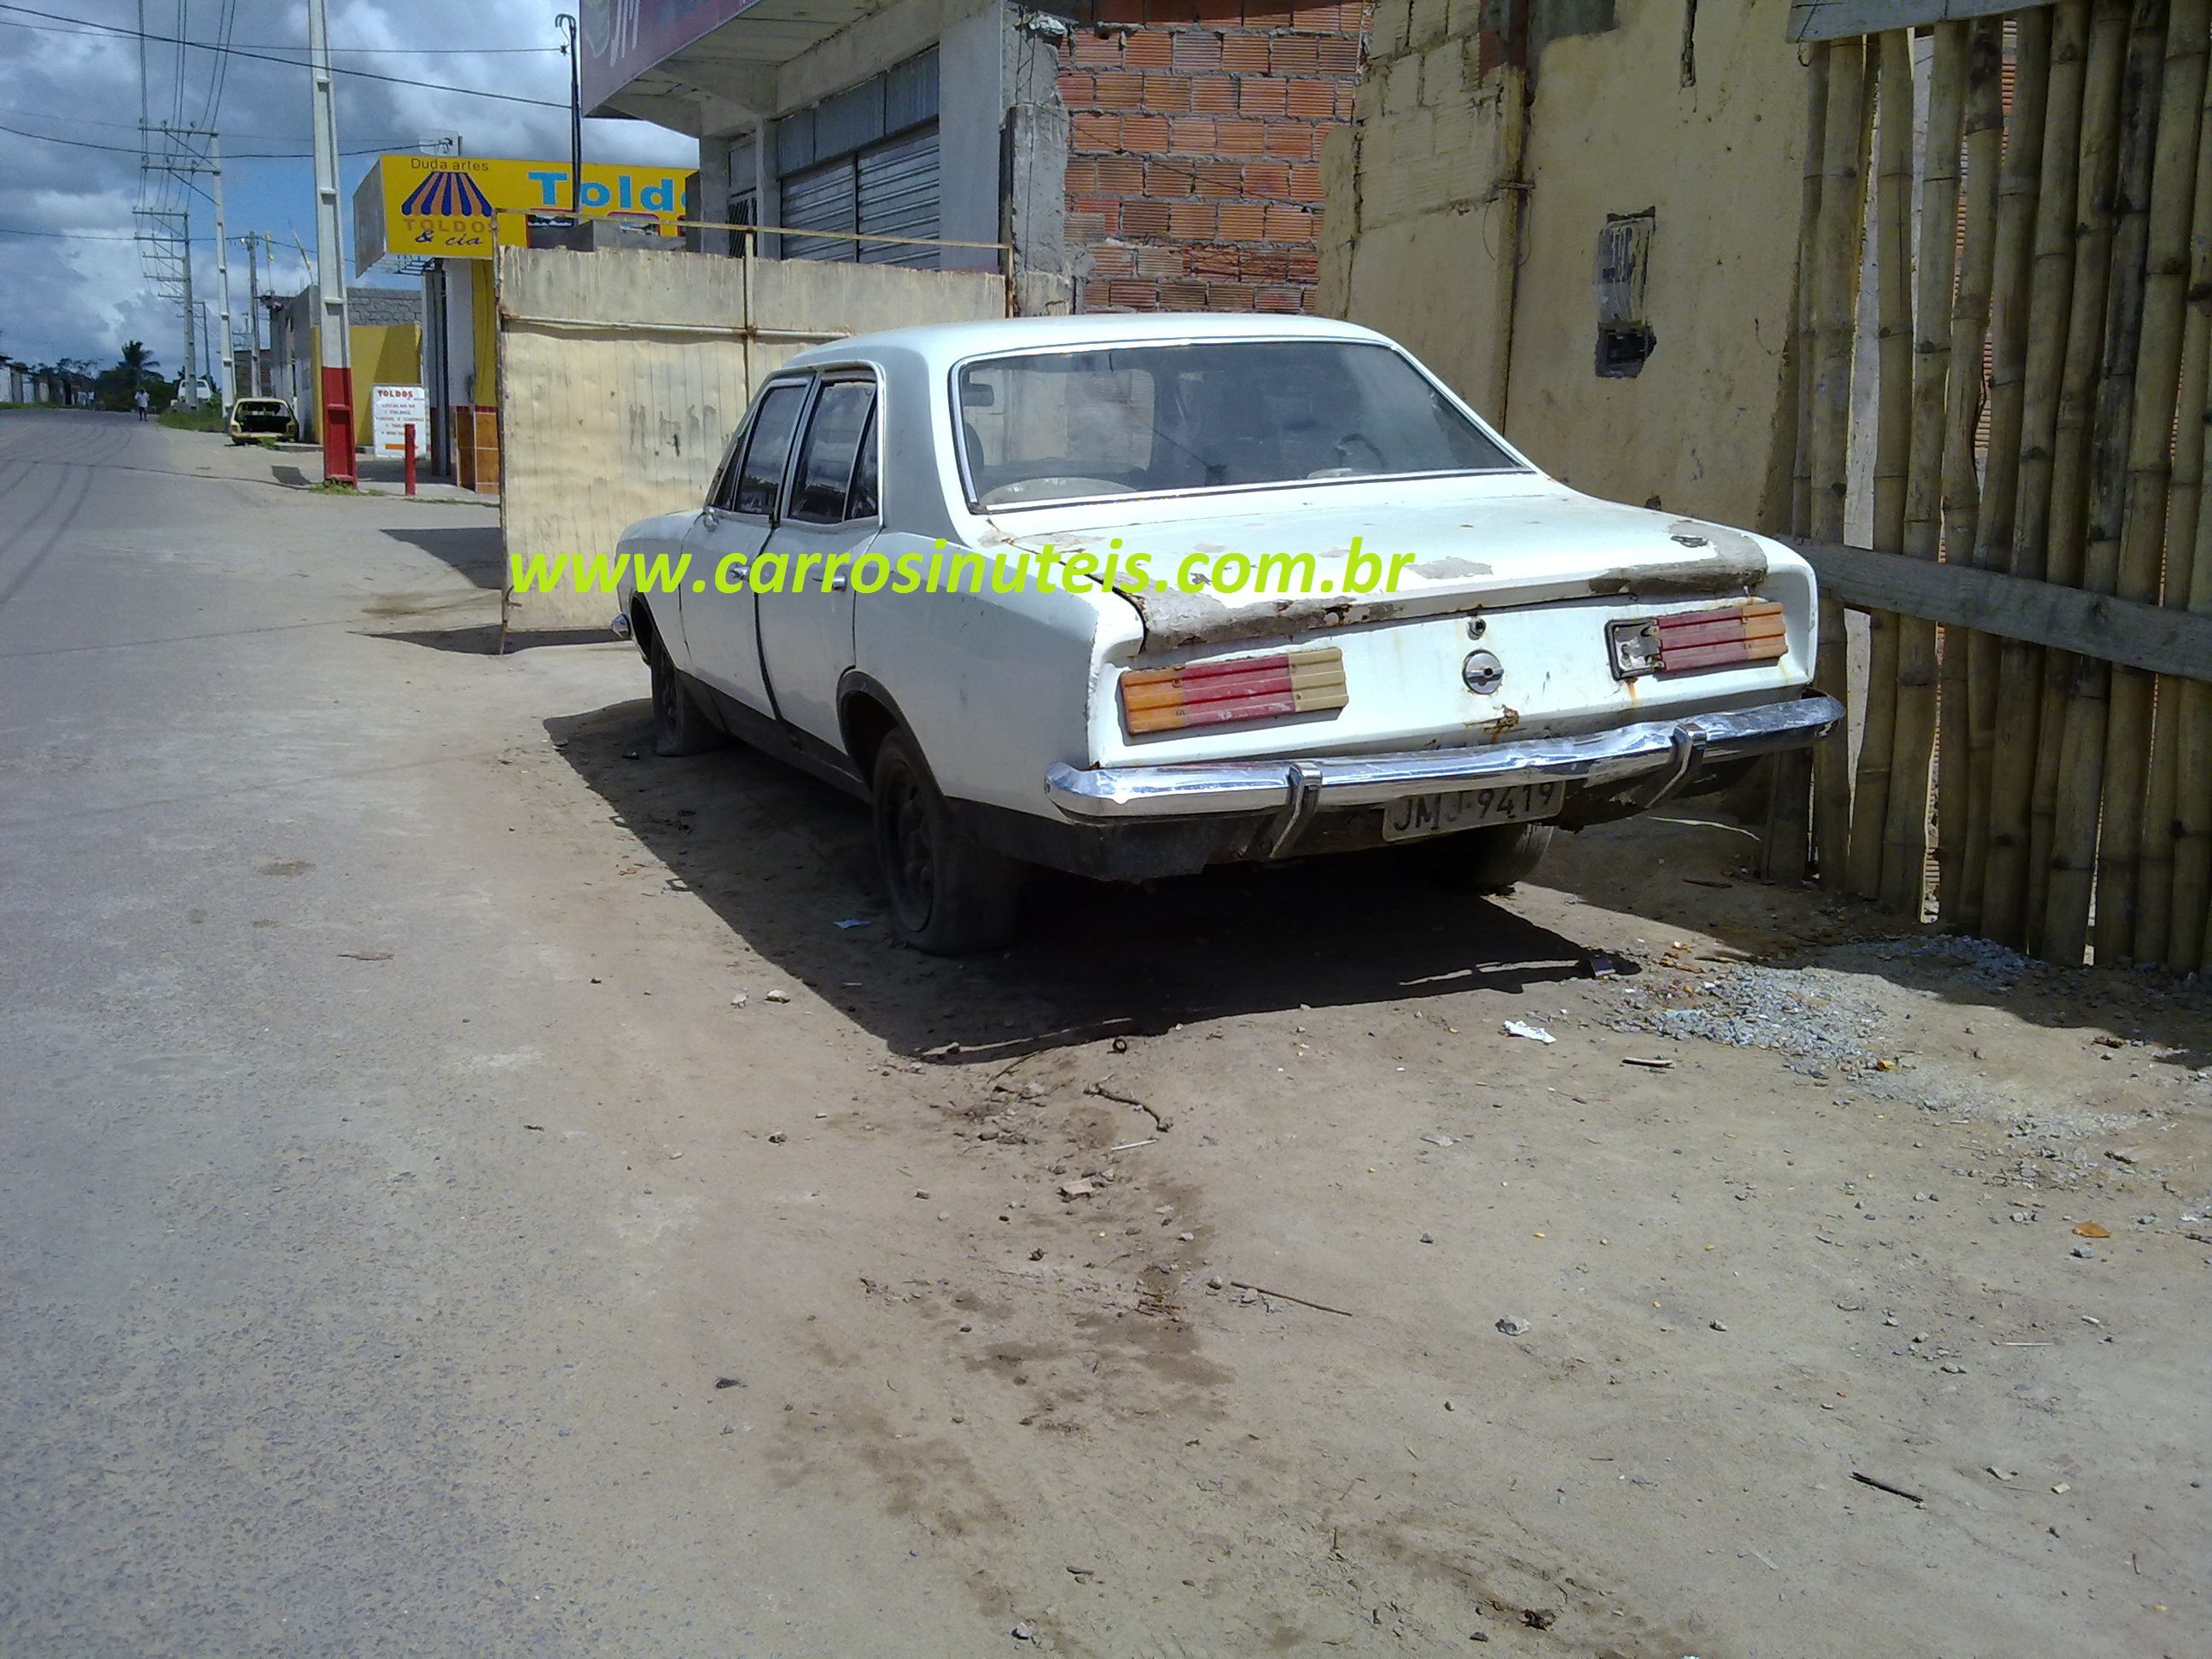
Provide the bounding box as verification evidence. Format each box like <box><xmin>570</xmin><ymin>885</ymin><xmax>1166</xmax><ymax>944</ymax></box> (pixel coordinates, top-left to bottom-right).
<box><xmin>614</xmin><ymin>314</ymin><xmax>1839</xmax><ymax>952</ymax></box>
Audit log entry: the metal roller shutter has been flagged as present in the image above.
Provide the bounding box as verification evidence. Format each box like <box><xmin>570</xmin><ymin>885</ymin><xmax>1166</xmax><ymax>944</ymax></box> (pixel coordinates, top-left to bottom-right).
<box><xmin>857</xmin><ymin>125</ymin><xmax>940</xmax><ymax>269</ymax></box>
<box><xmin>781</xmin><ymin>159</ymin><xmax>856</xmax><ymax>264</ymax></box>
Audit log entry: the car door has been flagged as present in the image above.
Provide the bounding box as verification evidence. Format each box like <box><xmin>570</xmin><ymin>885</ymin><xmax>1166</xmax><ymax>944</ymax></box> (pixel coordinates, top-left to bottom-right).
<box><xmin>756</xmin><ymin>375</ymin><xmax>880</xmax><ymax>749</ymax></box>
<box><xmin>675</xmin><ymin>376</ymin><xmax>811</xmax><ymax>715</ymax></box>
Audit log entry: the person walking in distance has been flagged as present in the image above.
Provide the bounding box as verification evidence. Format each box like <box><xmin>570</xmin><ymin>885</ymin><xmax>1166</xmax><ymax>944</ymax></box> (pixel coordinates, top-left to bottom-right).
<box><xmin>133</xmin><ymin>387</ymin><xmax>150</xmax><ymax>422</ymax></box>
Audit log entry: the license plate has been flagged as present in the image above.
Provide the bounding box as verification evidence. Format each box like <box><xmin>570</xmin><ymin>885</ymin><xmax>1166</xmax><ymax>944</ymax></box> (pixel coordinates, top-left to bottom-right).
<box><xmin>1381</xmin><ymin>780</ymin><xmax>1565</xmax><ymax>841</ymax></box>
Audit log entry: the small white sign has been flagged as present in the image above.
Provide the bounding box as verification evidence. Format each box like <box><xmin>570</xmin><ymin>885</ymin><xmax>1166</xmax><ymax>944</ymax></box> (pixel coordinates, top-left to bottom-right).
<box><xmin>371</xmin><ymin>384</ymin><xmax>428</xmax><ymax>455</ymax></box>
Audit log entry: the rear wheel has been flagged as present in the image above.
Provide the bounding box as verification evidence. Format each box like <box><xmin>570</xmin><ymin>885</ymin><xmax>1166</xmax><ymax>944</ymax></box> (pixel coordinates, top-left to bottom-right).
<box><xmin>871</xmin><ymin>731</ymin><xmax>1022</xmax><ymax>954</ymax></box>
<box><xmin>1417</xmin><ymin>822</ymin><xmax>1556</xmax><ymax>894</ymax></box>
<box><xmin>649</xmin><ymin>637</ymin><xmax>724</xmax><ymax>757</ymax></box>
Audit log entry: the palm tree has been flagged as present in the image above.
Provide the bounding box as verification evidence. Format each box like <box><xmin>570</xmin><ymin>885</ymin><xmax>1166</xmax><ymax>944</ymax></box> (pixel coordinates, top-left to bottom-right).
<box><xmin>119</xmin><ymin>341</ymin><xmax>158</xmax><ymax>392</ymax></box>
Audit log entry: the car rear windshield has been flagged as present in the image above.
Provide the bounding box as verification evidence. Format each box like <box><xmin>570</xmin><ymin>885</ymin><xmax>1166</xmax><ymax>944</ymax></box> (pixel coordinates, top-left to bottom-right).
<box><xmin>953</xmin><ymin>340</ymin><xmax>1519</xmax><ymax>509</ymax></box>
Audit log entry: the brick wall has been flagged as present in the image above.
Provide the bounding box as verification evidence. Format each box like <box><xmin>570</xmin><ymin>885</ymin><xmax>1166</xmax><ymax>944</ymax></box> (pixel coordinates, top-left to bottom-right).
<box><xmin>1057</xmin><ymin>2</ymin><xmax>1371</xmax><ymax>313</ymax></box>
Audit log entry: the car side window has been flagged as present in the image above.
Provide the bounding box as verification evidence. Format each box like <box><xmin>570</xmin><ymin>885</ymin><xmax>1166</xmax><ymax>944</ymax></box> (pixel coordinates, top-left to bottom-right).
<box><xmin>847</xmin><ymin>405</ymin><xmax>880</xmax><ymax>520</ymax></box>
<box><xmin>787</xmin><ymin>381</ymin><xmax>877</xmax><ymax>524</ymax></box>
<box><xmin>726</xmin><ymin>381</ymin><xmax>809</xmax><ymax>516</ymax></box>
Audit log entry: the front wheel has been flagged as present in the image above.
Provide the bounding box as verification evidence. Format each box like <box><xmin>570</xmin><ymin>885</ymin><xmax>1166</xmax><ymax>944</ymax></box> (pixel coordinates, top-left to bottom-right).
<box><xmin>870</xmin><ymin>732</ymin><xmax>1022</xmax><ymax>954</ymax></box>
<box><xmin>1417</xmin><ymin>821</ymin><xmax>1556</xmax><ymax>894</ymax></box>
<box><xmin>649</xmin><ymin>637</ymin><xmax>725</xmax><ymax>757</ymax></box>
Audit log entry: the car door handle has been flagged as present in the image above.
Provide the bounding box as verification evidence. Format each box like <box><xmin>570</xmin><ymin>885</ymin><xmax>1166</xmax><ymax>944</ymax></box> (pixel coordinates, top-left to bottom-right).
<box><xmin>829</xmin><ymin>574</ymin><xmax>848</xmax><ymax>591</ymax></box>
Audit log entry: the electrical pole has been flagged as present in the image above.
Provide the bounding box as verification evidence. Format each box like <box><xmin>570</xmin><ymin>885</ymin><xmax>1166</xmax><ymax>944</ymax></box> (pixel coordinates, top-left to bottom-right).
<box><xmin>307</xmin><ymin>0</ymin><xmax>355</xmax><ymax>483</ymax></box>
<box><xmin>208</xmin><ymin>132</ymin><xmax>236</xmax><ymax>410</ymax></box>
<box><xmin>557</xmin><ymin>15</ymin><xmax>581</xmax><ymax>216</ymax></box>
<box><xmin>180</xmin><ymin>213</ymin><xmax>197</xmax><ymax>406</ymax></box>
<box><xmin>243</xmin><ymin>232</ymin><xmax>263</xmax><ymax>397</ymax></box>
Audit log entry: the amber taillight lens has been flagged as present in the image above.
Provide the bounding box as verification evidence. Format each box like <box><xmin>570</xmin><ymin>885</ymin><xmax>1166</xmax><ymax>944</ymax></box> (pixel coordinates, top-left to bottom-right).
<box><xmin>1120</xmin><ymin>646</ymin><xmax>1348</xmax><ymax>736</ymax></box>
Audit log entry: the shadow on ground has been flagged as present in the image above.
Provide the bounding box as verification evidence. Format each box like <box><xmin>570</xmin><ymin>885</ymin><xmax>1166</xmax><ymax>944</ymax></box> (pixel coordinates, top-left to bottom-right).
<box><xmin>375</xmin><ymin>624</ymin><xmax>615</xmax><ymax>655</ymax></box>
<box><xmin>376</xmin><ymin>524</ymin><xmax>504</xmax><ymax>588</ymax></box>
<box><xmin>546</xmin><ymin>699</ymin><xmax>1612</xmax><ymax>1063</ymax></box>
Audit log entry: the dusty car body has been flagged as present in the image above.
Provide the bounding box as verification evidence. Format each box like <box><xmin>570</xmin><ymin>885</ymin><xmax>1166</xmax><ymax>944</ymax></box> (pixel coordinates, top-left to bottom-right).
<box><xmin>227</xmin><ymin>398</ymin><xmax>297</xmax><ymax>445</ymax></box>
<box><xmin>614</xmin><ymin>315</ymin><xmax>1839</xmax><ymax>952</ymax></box>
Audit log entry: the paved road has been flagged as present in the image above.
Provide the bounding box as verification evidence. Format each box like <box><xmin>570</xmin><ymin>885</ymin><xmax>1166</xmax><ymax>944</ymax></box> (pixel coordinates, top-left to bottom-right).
<box><xmin>0</xmin><ymin>413</ymin><xmax>983</xmax><ymax>1655</ymax></box>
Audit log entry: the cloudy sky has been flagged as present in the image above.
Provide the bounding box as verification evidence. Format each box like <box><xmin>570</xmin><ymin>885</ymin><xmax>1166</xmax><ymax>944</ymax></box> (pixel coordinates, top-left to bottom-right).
<box><xmin>0</xmin><ymin>0</ymin><xmax>695</xmax><ymax>373</ymax></box>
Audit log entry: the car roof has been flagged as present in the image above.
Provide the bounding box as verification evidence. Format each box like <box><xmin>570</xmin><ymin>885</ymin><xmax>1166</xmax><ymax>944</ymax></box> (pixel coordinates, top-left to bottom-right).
<box><xmin>779</xmin><ymin>311</ymin><xmax>1399</xmax><ymax>376</ymax></box>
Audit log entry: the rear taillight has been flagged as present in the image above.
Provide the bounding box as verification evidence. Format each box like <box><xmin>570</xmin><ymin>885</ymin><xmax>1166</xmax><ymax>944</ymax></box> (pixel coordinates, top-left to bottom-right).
<box><xmin>1609</xmin><ymin>600</ymin><xmax>1787</xmax><ymax>679</ymax></box>
<box><xmin>1120</xmin><ymin>645</ymin><xmax>1348</xmax><ymax>736</ymax></box>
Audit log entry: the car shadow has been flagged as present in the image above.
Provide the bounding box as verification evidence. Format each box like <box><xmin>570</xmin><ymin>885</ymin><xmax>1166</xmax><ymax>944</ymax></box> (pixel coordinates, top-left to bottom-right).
<box><xmin>546</xmin><ymin>698</ymin><xmax>1615</xmax><ymax>1065</ymax></box>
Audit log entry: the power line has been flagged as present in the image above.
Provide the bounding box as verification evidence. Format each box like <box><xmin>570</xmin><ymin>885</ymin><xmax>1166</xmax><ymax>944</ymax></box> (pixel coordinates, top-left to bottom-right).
<box><xmin>0</xmin><ymin>17</ymin><xmax>561</xmax><ymax>52</ymax></box>
<box><xmin>0</xmin><ymin>5</ymin><xmax>568</xmax><ymax>108</ymax></box>
<box><xmin>0</xmin><ymin>119</ymin><xmax>451</xmax><ymax>160</ymax></box>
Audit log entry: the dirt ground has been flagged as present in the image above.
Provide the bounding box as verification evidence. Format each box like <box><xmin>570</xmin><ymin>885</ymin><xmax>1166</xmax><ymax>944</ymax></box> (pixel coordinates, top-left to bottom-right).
<box><xmin>6</xmin><ymin>416</ymin><xmax>2206</xmax><ymax>1657</ymax></box>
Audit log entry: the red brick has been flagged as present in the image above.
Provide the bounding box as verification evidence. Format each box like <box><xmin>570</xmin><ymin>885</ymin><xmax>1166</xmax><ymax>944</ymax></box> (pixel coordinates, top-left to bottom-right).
<box><xmin>1058</xmin><ymin>70</ymin><xmax>1096</xmax><ymax>105</ymax></box>
<box><xmin>1073</xmin><ymin>195</ymin><xmax>1123</xmax><ymax>230</ymax></box>
<box><xmin>1242</xmin><ymin>161</ymin><xmax>1290</xmax><ymax>197</ymax></box>
<box><xmin>1107</xmin><ymin>279</ymin><xmax>1161</xmax><ymax>308</ymax></box>
<box><xmin>1243</xmin><ymin>1</ymin><xmax>1293</xmax><ymax>27</ymax></box>
<box><xmin>1136</xmin><ymin>244</ymin><xmax>1187</xmax><ymax>277</ymax></box>
<box><xmin>1220</xmin><ymin>33</ymin><xmax>1271</xmax><ymax>73</ymax></box>
<box><xmin>1190</xmin><ymin>244</ymin><xmax>1242</xmax><ymax>276</ymax></box>
<box><xmin>1082</xmin><ymin>277</ymin><xmax>1115</xmax><ymax>309</ymax></box>
<box><xmin>1291</xmin><ymin>1</ymin><xmax>1341</xmax><ymax>30</ymax></box>
<box><xmin>1072</xmin><ymin>31</ymin><xmax>1122</xmax><ymax>67</ymax></box>
<box><xmin>1238</xmin><ymin>77</ymin><xmax>1289</xmax><ymax>115</ymax></box>
<box><xmin>1215</xmin><ymin>118</ymin><xmax>1265</xmax><ymax>154</ymax></box>
<box><xmin>1089</xmin><ymin>244</ymin><xmax>1137</xmax><ymax>277</ymax></box>
<box><xmin>1123</xmin><ymin>27</ymin><xmax>1173</xmax><ymax>68</ymax></box>
<box><xmin>1288</xmin><ymin>162</ymin><xmax>1324</xmax><ymax>201</ymax></box>
<box><xmin>1170</xmin><ymin>202</ymin><xmax>1219</xmax><ymax>239</ymax></box>
<box><xmin>1191</xmin><ymin>160</ymin><xmax>1243</xmax><ymax>196</ymax></box>
<box><xmin>1205</xmin><ymin>282</ymin><xmax>1258</xmax><ymax>311</ymax></box>
<box><xmin>1285</xmin><ymin>77</ymin><xmax>1336</xmax><ymax>117</ymax></box>
<box><xmin>1144</xmin><ymin>157</ymin><xmax>1197</xmax><ymax>195</ymax></box>
<box><xmin>1064</xmin><ymin>158</ymin><xmax>1099</xmax><ymax>193</ymax></box>
<box><xmin>1269</xmin><ymin>38</ymin><xmax>1319</xmax><ymax>73</ymax></box>
<box><xmin>1263</xmin><ymin>204</ymin><xmax>1315</xmax><ymax>242</ymax></box>
<box><xmin>1120</xmin><ymin>114</ymin><xmax>1173</xmax><ymax>151</ymax></box>
<box><xmin>1160</xmin><ymin>279</ymin><xmax>1208</xmax><ymax>311</ymax></box>
<box><xmin>1120</xmin><ymin>199</ymin><xmax>1173</xmax><ymax>237</ymax></box>
<box><xmin>1336</xmin><ymin>86</ymin><xmax>1355</xmax><ymax>118</ymax></box>
<box><xmin>1095</xmin><ymin>69</ymin><xmax>1143</xmax><ymax>108</ymax></box>
<box><xmin>1094</xmin><ymin>157</ymin><xmax>1146</xmax><ymax>192</ymax></box>
<box><xmin>1218</xmin><ymin>202</ymin><xmax>1266</xmax><ymax>241</ymax></box>
<box><xmin>1071</xmin><ymin>112</ymin><xmax>1121</xmax><ymax>149</ymax></box>
<box><xmin>1067</xmin><ymin>211</ymin><xmax>1109</xmax><ymax>245</ymax></box>
<box><xmin>1255</xmin><ymin>285</ymin><xmax>1304</xmax><ymax>313</ymax></box>
<box><xmin>1262</xmin><ymin>121</ymin><xmax>1315</xmax><ymax>158</ymax></box>
<box><xmin>1171</xmin><ymin>30</ymin><xmax>1222</xmax><ymax>72</ymax></box>
<box><xmin>1242</xmin><ymin>249</ymin><xmax>1290</xmax><ymax>280</ymax></box>
<box><xmin>1190</xmin><ymin>75</ymin><xmax>1237</xmax><ymax>111</ymax></box>
<box><xmin>1144</xmin><ymin>73</ymin><xmax>1193</xmax><ymax>111</ymax></box>
<box><xmin>1314</xmin><ymin>37</ymin><xmax>1363</xmax><ymax>74</ymax></box>
<box><xmin>1287</xmin><ymin>250</ymin><xmax>1320</xmax><ymax>281</ymax></box>
<box><xmin>1167</xmin><ymin>115</ymin><xmax>1218</xmax><ymax>150</ymax></box>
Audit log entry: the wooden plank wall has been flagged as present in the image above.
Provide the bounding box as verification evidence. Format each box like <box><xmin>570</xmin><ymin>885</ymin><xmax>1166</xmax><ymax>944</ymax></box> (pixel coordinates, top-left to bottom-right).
<box><xmin>1784</xmin><ymin>0</ymin><xmax>2212</xmax><ymax>972</ymax></box>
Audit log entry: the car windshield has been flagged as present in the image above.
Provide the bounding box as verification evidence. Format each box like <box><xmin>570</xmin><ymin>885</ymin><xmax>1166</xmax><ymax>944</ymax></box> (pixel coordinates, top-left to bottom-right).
<box><xmin>953</xmin><ymin>340</ymin><xmax>1519</xmax><ymax>509</ymax></box>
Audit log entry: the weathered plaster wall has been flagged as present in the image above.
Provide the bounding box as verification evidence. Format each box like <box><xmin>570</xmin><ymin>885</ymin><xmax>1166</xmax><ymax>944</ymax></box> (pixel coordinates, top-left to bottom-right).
<box><xmin>1321</xmin><ymin>0</ymin><xmax>1807</xmax><ymax>530</ymax></box>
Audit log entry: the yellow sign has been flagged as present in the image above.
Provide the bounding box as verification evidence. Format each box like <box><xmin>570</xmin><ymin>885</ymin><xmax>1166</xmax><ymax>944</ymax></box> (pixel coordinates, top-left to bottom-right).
<box><xmin>352</xmin><ymin>154</ymin><xmax>697</xmax><ymax>273</ymax></box>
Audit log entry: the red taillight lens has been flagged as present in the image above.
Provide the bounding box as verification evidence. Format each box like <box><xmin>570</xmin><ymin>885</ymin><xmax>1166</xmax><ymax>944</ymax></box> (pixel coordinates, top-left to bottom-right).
<box><xmin>1653</xmin><ymin>599</ymin><xmax>1787</xmax><ymax>672</ymax></box>
<box><xmin>1121</xmin><ymin>646</ymin><xmax>1348</xmax><ymax>736</ymax></box>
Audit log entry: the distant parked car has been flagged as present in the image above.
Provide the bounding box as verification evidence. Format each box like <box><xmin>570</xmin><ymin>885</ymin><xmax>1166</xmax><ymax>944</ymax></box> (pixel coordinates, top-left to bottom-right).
<box><xmin>227</xmin><ymin>397</ymin><xmax>298</xmax><ymax>444</ymax></box>
<box><xmin>613</xmin><ymin>315</ymin><xmax>1840</xmax><ymax>953</ymax></box>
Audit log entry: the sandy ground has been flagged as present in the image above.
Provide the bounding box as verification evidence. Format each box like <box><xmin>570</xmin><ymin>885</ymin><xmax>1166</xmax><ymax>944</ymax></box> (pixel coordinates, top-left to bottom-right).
<box><xmin>3</xmin><ymin>410</ymin><xmax>2207</xmax><ymax>1657</ymax></box>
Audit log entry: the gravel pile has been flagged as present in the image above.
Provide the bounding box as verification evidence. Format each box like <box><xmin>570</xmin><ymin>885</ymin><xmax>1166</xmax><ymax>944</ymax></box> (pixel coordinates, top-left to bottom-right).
<box><xmin>1610</xmin><ymin>963</ymin><xmax>1884</xmax><ymax>1078</ymax></box>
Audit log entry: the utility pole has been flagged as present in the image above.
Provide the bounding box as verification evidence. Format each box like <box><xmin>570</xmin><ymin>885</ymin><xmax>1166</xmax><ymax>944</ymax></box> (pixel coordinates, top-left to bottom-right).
<box><xmin>208</xmin><ymin>132</ymin><xmax>236</xmax><ymax>410</ymax></box>
<box><xmin>180</xmin><ymin>214</ymin><xmax>197</xmax><ymax>405</ymax></box>
<box><xmin>242</xmin><ymin>232</ymin><xmax>263</xmax><ymax>397</ymax></box>
<box><xmin>557</xmin><ymin>15</ymin><xmax>581</xmax><ymax>216</ymax></box>
<box><xmin>307</xmin><ymin>0</ymin><xmax>355</xmax><ymax>483</ymax></box>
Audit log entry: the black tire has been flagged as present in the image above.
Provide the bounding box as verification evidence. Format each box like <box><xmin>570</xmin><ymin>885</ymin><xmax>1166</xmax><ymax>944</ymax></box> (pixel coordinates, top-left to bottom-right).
<box><xmin>870</xmin><ymin>731</ymin><xmax>1022</xmax><ymax>954</ymax></box>
<box><xmin>649</xmin><ymin>637</ymin><xmax>725</xmax><ymax>757</ymax></box>
<box><xmin>1417</xmin><ymin>821</ymin><xmax>1556</xmax><ymax>894</ymax></box>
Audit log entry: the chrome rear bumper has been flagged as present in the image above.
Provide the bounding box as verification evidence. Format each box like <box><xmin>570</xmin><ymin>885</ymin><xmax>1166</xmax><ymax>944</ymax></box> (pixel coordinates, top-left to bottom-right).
<box><xmin>1045</xmin><ymin>694</ymin><xmax>1843</xmax><ymax>821</ymax></box>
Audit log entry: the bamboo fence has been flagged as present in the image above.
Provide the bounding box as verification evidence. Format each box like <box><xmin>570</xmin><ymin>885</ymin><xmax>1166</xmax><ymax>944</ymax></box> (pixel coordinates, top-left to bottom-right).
<box><xmin>1784</xmin><ymin>0</ymin><xmax>2212</xmax><ymax>972</ymax></box>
